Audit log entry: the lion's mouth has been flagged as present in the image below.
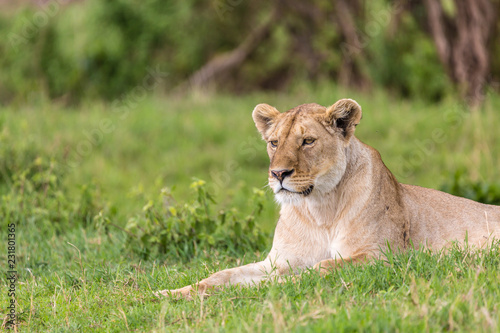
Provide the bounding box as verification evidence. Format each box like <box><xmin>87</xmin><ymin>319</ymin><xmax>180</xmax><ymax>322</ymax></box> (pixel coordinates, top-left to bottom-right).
<box><xmin>280</xmin><ymin>185</ymin><xmax>314</xmax><ymax>196</ymax></box>
<box><xmin>300</xmin><ymin>185</ymin><xmax>314</xmax><ymax>196</ymax></box>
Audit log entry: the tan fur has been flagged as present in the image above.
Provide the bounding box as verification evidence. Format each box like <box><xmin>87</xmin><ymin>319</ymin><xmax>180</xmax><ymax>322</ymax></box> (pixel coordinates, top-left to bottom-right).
<box><xmin>157</xmin><ymin>99</ymin><xmax>500</xmax><ymax>299</ymax></box>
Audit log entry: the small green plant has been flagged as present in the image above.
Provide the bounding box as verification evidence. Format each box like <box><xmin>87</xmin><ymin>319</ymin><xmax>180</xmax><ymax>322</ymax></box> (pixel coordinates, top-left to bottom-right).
<box><xmin>123</xmin><ymin>179</ymin><xmax>269</xmax><ymax>260</ymax></box>
<box><xmin>1</xmin><ymin>154</ymin><xmax>103</xmax><ymax>233</ymax></box>
<box><xmin>440</xmin><ymin>169</ymin><xmax>500</xmax><ymax>205</ymax></box>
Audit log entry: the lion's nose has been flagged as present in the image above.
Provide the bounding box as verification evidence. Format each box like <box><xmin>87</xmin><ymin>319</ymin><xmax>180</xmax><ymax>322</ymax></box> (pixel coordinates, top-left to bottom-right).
<box><xmin>271</xmin><ymin>169</ymin><xmax>295</xmax><ymax>183</ymax></box>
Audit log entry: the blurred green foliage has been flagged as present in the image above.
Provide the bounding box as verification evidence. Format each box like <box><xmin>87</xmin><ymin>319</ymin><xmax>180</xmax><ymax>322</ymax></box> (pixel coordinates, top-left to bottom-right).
<box><xmin>367</xmin><ymin>10</ymin><xmax>451</xmax><ymax>101</ymax></box>
<box><xmin>0</xmin><ymin>0</ymin><xmax>265</xmax><ymax>102</ymax></box>
<box><xmin>440</xmin><ymin>169</ymin><xmax>500</xmax><ymax>206</ymax></box>
<box><xmin>0</xmin><ymin>0</ymin><xmax>466</xmax><ymax>104</ymax></box>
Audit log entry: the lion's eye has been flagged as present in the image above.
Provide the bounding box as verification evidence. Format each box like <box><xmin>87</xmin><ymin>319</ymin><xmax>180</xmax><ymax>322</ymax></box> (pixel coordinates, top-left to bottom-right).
<box><xmin>270</xmin><ymin>140</ymin><xmax>278</xmax><ymax>147</ymax></box>
<box><xmin>303</xmin><ymin>138</ymin><xmax>316</xmax><ymax>145</ymax></box>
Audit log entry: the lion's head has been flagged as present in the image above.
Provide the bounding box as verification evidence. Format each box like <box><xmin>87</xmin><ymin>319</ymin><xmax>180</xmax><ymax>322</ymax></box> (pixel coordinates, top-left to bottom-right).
<box><xmin>252</xmin><ymin>99</ymin><xmax>362</xmax><ymax>205</ymax></box>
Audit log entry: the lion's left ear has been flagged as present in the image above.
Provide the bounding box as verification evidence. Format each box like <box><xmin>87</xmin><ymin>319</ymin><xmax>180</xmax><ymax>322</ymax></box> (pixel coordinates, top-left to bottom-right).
<box><xmin>324</xmin><ymin>99</ymin><xmax>362</xmax><ymax>140</ymax></box>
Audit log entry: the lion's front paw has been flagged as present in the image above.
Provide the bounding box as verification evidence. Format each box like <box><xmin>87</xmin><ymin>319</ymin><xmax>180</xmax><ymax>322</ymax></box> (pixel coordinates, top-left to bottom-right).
<box><xmin>313</xmin><ymin>261</ymin><xmax>331</xmax><ymax>276</ymax></box>
<box><xmin>155</xmin><ymin>283</ymin><xmax>209</xmax><ymax>300</ymax></box>
<box><xmin>155</xmin><ymin>285</ymin><xmax>195</xmax><ymax>300</ymax></box>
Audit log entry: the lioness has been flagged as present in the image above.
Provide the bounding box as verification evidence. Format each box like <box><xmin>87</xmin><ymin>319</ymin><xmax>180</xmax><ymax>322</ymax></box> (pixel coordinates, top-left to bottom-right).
<box><xmin>158</xmin><ymin>99</ymin><xmax>500</xmax><ymax>299</ymax></box>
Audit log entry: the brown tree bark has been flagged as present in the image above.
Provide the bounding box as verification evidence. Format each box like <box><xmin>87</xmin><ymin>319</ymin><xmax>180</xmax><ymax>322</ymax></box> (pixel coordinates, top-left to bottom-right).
<box><xmin>334</xmin><ymin>0</ymin><xmax>370</xmax><ymax>89</ymax></box>
<box><xmin>184</xmin><ymin>8</ymin><xmax>281</xmax><ymax>91</ymax></box>
<box><xmin>422</xmin><ymin>0</ymin><xmax>499</xmax><ymax>106</ymax></box>
<box><xmin>282</xmin><ymin>0</ymin><xmax>325</xmax><ymax>80</ymax></box>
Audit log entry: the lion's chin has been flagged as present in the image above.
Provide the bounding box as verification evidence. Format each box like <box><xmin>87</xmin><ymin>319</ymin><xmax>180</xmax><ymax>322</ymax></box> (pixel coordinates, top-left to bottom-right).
<box><xmin>274</xmin><ymin>185</ymin><xmax>314</xmax><ymax>206</ymax></box>
<box><xmin>274</xmin><ymin>191</ymin><xmax>303</xmax><ymax>206</ymax></box>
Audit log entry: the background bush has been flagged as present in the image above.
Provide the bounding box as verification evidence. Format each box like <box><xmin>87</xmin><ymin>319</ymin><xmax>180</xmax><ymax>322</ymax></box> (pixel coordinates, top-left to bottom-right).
<box><xmin>122</xmin><ymin>180</ymin><xmax>269</xmax><ymax>260</ymax></box>
<box><xmin>440</xmin><ymin>170</ymin><xmax>500</xmax><ymax>206</ymax></box>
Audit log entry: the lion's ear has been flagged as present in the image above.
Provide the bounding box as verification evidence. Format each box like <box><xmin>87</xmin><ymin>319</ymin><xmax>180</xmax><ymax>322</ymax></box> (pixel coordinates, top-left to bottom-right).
<box><xmin>325</xmin><ymin>99</ymin><xmax>362</xmax><ymax>140</ymax></box>
<box><xmin>252</xmin><ymin>103</ymin><xmax>280</xmax><ymax>140</ymax></box>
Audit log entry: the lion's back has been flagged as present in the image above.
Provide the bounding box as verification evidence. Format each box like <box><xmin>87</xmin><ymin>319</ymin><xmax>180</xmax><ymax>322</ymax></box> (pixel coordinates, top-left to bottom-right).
<box><xmin>401</xmin><ymin>183</ymin><xmax>500</xmax><ymax>249</ymax></box>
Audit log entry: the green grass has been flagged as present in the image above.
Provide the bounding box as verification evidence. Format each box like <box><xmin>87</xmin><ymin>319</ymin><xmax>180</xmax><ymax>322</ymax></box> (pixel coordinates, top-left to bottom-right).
<box><xmin>2</xmin><ymin>226</ymin><xmax>499</xmax><ymax>332</ymax></box>
<box><xmin>1</xmin><ymin>85</ymin><xmax>500</xmax><ymax>331</ymax></box>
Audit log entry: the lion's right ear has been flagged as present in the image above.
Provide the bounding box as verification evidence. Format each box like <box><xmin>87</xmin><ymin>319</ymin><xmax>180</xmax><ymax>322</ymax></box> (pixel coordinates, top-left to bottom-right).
<box><xmin>252</xmin><ymin>103</ymin><xmax>280</xmax><ymax>140</ymax></box>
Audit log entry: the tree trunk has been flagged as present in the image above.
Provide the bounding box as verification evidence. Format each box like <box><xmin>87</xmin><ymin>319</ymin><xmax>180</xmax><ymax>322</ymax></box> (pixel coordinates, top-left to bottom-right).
<box><xmin>422</xmin><ymin>0</ymin><xmax>498</xmax><ymax>106</ymax></box>
<box><xmin>334</xmin><ymin>0</ymin><xmax>370</xmax><ymax>89</ymax></box>
<box><xmin>183</xmin><ymin>8</ymin><xmax>280</xmax><ymax>91</ymax></box>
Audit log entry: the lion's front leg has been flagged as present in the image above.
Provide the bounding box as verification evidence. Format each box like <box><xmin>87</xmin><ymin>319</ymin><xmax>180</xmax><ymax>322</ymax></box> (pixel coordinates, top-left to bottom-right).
<box><xmin>156</xmin><ymin>258</ymin><xmax>287</xmax><ymax>300</ymax></box>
